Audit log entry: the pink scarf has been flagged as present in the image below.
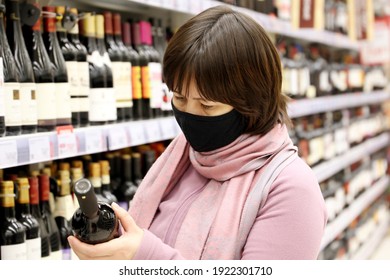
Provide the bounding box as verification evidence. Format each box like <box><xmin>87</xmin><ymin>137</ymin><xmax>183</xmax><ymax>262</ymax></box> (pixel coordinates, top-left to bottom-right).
<box><xmin>129</xmin><ymin>124</ymin><xmax>295</xmax><ymax>259</ymax></box>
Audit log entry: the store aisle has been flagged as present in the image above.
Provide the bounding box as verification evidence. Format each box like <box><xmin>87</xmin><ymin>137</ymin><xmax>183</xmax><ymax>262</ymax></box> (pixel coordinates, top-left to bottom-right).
<box><xmin>370</xmin><ymin>228</ymin><xmax>390</xmax><ymax>259</ymax></box>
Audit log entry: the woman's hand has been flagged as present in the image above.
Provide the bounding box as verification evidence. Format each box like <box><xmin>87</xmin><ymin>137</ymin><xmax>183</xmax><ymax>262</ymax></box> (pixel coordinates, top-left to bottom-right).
<box><xmin>68</xmin><ymin>202</ymin><xmax>144</xmax><ymax>260</ymax></box>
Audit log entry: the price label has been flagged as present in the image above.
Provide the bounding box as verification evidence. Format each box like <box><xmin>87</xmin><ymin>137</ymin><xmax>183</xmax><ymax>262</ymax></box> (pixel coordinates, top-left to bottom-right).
<box><xmin>0</xmin><ymin>140</ymin><xmax>18</xmax><ymax>168</ymax></box>
<box><xmin>108</xmin><ymin>126</ymin><xmax>128</xmax><ymax>150</ymax></box>
<box><xmin>128</xmin><ymin>122</ymin><xmax>146</xmax><ymax>146</ymax></box>
<box><xmin>57</xmin><ymin>126</ymin><xmax>78</xmax><ymax>158</ymax></box>
<box><xmin>29</xmin><ymin>136</ymin><xmax>51</xmax><ymax>162</ymax></box>
<box><xmin>144</xmin><ymin>120</ymin><xmax>162</xmax><ymax>143</ymax></box>
<box><xmin>159</xmin><ymin>118</ymin><xmax>179</xmax><ymax>139</ymax></box>
<box><xmin>85</xmin><ymin>129</ymin><xmax>105</xmax><ymax>154</ymax></box>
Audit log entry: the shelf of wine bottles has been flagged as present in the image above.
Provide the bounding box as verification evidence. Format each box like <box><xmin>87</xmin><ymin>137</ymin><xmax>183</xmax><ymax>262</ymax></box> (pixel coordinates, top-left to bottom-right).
<box><xmin>0</xmin><ymin>117</ymin><xmax>179</xmax><ymax>169</ymax></box>
<box><xmin>0</xmin><ymin>141</ymin><xmax>165</xmax><ymax>259</ymax></box>
<box><xmin>87</xmin><ymin>0</ymin><xmax>361</xmax><ymax>50</ymax></box>
<box><xmin>319</xmin><ymin>195</ymin><xmax>390</xmax><ymax>260</ymax></box>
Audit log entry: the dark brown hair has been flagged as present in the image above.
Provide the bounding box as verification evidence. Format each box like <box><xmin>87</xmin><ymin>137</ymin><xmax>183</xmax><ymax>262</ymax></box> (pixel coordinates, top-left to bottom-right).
<box><xmin>163</xmin><ymin>5</ymin><xmax>291</xmax><ymax>136</ymax></box>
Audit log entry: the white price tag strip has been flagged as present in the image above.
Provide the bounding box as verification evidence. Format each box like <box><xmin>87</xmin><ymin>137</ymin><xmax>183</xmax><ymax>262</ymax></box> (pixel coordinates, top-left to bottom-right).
<box><xmin>0</xmin><ymin>140</ymin><xmax>18</xmax><ymax>168</ymax></box>
<box><xmin>57</xmin><ymin>126</ymin><xmax>78</xmax><ymax>158</ymax></box>
<box><xmin>159</xmin><ymin>118</ymin><xmax>179</xmax><ymax>140</ymax></box>
<box><xmin>85</xmin><ymin>129</ymin><xmax>105</xmax><ymax>154</ymax></box>
<box><xmin>108</xmin><ymin>126</ymin><xmax>129</xmax><ymax>150</ymax></box>
<box><xmin>144</xmin><ymin>120</ymin><xmax>162</xmax><ymax>143</ymax></box>
<box><xmin>29</xmin><ymin>136</ymin><xmax>51</xmax><ymax>163</ymax></box>
<box><xmin>128</xmin><ymin>122</ymin><xmax>146</xmax><ymax>147</ymax></box>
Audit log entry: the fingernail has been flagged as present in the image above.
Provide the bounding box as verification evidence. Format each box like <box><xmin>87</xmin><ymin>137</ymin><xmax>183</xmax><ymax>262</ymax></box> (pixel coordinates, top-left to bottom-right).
<box><xmin>111</xmin><ymin>202</ymin><xmax>119</xmax><ymax>208</ymax></box>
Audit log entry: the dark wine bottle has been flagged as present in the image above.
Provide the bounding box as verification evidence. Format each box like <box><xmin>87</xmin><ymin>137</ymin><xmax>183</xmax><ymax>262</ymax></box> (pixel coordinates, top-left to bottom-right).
<box><xmin>55</xmin><ymin>6</ymin><xmax>80</xmax><ymax>128</ymax></box>
<box><xmin>71</xmin><ymin>178</ymin><xmax>119</xmax><ymax>244</ymax></box>
<box><xmin>89</xmin><ymin>162</ymin><xmax>110</xmax><ymax>204</ymax></box>
<box><xmin>132</xmin><ymin>152</ymin><xmax>143</xmax><ymax>187</ymax></box>
<box><xmin>22</xmin><ymin>3</ymin><xmax>57</xmax><ymax>132</ymax></box>
<box><xmin>5</xmin><ymin>0</ymin><xmax>38</xmax><ymax>134</ymax></box>
<box><xmin>15</xmin><ymin>178</ymin><xmax>41</xmax><ymax>259</ymax></box>
<box><xmin>100</xmin><ymin>160</ymin><xmax>118</xmax><ymax>205</ymax></box>
<box><xmin>38</xmin><ymin>174</ymin><xmax>62</xmax><ymax>260</ymax></box>
<box><xmin>96</xmin><ymin>14</ymin><xmax>117</xmax><ymax>123</ymax></box>
<box><xmin>132</xmin><ymin>21</ymin><xmax>152</xmax><ymax>119</ymax></box>
<box><xmin>67</xmin><ymin>8</ymin><xmax>89</xmax><ymax>127</ymax></box>
<box><xmin>113</xmin><ymin>13</ymin><xmax>133</xmax><ymax>121</ymax></box>
<box><xmin>42</xmin><ymin>6</ymin><xmax>71</xmax><ymax>127</ymax></box>
<box><xmin>79</xmin><ymin>13</ymin><xmax>109</xmax><ymax>125</ymax></box>
<box><xmin>0</xmin><ymin>181</ymin><xmax>27</xmax><ymax>259</ymax></box>
<box><xmin>0</xmin><ymin>2</ymin><xmax>21</xmax><ymax>136</ymax></box>
<box><xmin>117</xmin><ymin>154</ymin><xmax>138</xmax><ymax>210</ymax></box>
<box><xmin>28</xmin><ymin>176</ymin><xmax>51</xmax><ymax>259</ymax></box>
<box><xmin>122</xmin><ymin>21</ymin><xmax>142</xmax><ymax>120</ymax></box>
<box><xmin>104</xmin><ymin>11</ymin><xmax>126</xmax><ymax>122</ymax></box>
<box><xmin>141</xmin><ymin>20</ymin><xmax>163</xmax><ymax>118</ymax></box>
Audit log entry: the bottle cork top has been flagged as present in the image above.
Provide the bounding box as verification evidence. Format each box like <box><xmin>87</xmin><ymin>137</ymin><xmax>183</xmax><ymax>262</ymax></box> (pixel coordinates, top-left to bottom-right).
<box><xmin>1</xmin><ymin>181</ymin><xmax>16</xmax><ymax>207</ymax></box>
<box><xmin>122</xmin><ymin>154</ymin><xmax>131</xmax><ymax>160</ymax></box>
<box><xmin>72</xmin><ymin>160</ymin><xmax>84</xmax><ymax>169</ymax></box>
<box><xmin>95</xmin><ymin>14</ymin><xmax>104</xmax><ymax>39</ymax></box>
<box><xmin>59</xmin><ymin>162</ymin><xmax>70</xmax><ymax>171</ymax></box>
<box><xmin>89</xmin><ymin>162</ymin><xmax>101</xmax><ymax>178</ymax></box>
<box><xmin>99</xmin><ymin>160</ymin><xmax>110</xmax><ymax>176</ymax></box>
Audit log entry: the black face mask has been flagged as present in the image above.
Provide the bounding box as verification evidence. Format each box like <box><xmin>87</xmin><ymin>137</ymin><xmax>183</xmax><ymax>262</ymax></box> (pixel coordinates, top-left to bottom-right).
<box><xmin>172</xmin><ymin>103</ymin><xmax>246</xmax><ymax>152</ymax></box>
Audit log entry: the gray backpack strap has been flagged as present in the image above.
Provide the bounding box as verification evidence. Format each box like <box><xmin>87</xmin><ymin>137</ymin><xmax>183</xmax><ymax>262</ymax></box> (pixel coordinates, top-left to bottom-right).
<box><xmin>236</xmin><ymin>147</ymin><xmax>298</xmax><ymax>258</ymax></box>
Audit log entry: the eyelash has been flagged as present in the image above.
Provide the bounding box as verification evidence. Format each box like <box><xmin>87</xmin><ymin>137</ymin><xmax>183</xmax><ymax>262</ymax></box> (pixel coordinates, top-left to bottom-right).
<box><xmin>201</xmin><ymin>104</ymin><xmax>213</xmax><ymax>110</ymax></box>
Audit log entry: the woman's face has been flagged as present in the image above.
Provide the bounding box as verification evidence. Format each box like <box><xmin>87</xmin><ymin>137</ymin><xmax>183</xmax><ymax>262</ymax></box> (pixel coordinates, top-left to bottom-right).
<box><xmin>172</xmin><ymin>80</ymin><xmax>233</xmax><ymax>116</ymax></box>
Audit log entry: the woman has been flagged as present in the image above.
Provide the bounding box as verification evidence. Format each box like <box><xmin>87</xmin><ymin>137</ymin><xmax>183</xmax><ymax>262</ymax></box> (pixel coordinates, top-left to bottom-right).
<box><xmin>68</xmin><ymin>5</ymin><xmax>327</xmax><ymax>260</ymax></box>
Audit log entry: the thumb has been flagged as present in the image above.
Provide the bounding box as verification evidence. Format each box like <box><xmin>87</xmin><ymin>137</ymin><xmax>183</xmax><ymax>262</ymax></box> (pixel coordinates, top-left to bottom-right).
<box><xmin>111</xmin><ymin>202</ymin><xmax>136</xmax><ymax>233</ymax></box>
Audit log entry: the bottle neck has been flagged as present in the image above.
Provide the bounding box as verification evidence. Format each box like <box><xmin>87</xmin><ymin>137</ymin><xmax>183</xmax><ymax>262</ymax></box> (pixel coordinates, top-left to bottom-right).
<box><xmin>15</xmin><ymin>203</ymin><xmax>31</xmax><ymax>218</ymax></box>
<box><xmin>0</xmin><ymin>207</ymin><xmax>16</xmax><ymax>219</ymax></box>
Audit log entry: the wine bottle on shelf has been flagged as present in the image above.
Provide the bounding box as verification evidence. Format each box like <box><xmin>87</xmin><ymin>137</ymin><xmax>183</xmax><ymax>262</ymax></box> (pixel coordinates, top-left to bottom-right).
<box><xmin>140</xmin><ymin>20</ymin><xmax>163</xmax><ymax>118</ymax></box>
<box><xmin>99</xmin><ymin>160</ymin><xmax>118</xmax><ymax>205</ymax></box>
<box><xmin>28</xmin><ymin>176</ymin><xmax>51</xmax><ymax>259</ymax></box>
<box><xmin>104</xmin><ymin>152</ymin><xmax>121</xmax><ymax>198</ymax></box>
<box><xmin>15</xmin><ymin>178</ymin><xmax>41</xmax><ymax>259</ymax></box>
<box><xmin>117</xmin><ymin>154</ymin><xmax>138</xmax><ymax>210</ymax></box>
<box><xmin>0</xmin><ymin>181</ymin><xmax>27</xmax><ymax>260</ymax></box>
<box><xmin>0</xmin><ymin>2</ymin><xmax>21</xmax><ymax>136</ymax></box>
<box><xmin>104</xmin><ymin>11</ymin><xmax>127</xmax><ymax>122</ymax></box>
<box><xmin>22</xmin><ymin>3</ymin><xmax>57</xmax><ymax>132</ymax></box>
<box><xmin>71</xmin><ymin>178</ymin><xmax>119</xmax><ymax>244</ymax></box>
<box><xmin>122</xmin><ymin>21</ymin><xmax>142</xmax><ymax>120</ymax></box>
<box><xmin>42</xmin><ymin>6</ymin><xmax>71</xmax><ymax>127</ymax></box>
<box><xmin>54</xmin><ymin>162</ymin><xmax>75</xmax><ymax>260</ymax></box>
<box><xmin>5</xmin><ymin>0</ymin><xmax>38</xmax><ymax>134</ymax></box>
<box><xmin>79</xmin><ymin>13</ymin><xmax>109</xmax><ymax>125</ymax></box>
<box><xmin>96</xmin><ymin>14</ymin><xmax>117</xmax><ymax>123</ymax></box>
<box><xmin>132</xmin><ymin>20</ymin><xmax>152</xmax><ymax>119</ymax></box>
<box><xmin>41</xmin><ymin>167</ymin><xmax>59</xmax><ymax>214</ymax></box>
<box><xmin>38</xmin><ymin>174</ymin><xmax>62</xmax><ymax>260</ymax></box>
<box><xmin>89</xmin><ymin>162</ymin><xmax>110</xmax><ymax>204</ymax></box>
<box><xmin>132</xmin><ymin>152</ymin><xmax>143</xmax><ymax>187</ymax></box>
<box><xmin>113</xmin><ymin>12</ymin><xmax>134</xmax><ymax>121</ymax></box>
<box><xmin>141</xmin><ymin>149</ymin><xmax>157</xmax><ymax>176</ymax></box>
<box><xmin>67</xmin><ymin>8</ymin><xmax>89</xmax><ymax>127</ymax></box>
<box><xmin>55</xmin><ymin>6</ymin><xmax>80</xmax><ymax>128</ymax></box>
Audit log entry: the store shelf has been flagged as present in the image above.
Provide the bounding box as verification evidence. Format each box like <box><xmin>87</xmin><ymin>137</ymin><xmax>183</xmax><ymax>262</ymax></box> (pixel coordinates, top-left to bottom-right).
<box><xmin>320</xmin><ymin>176</ymin><xmax>390</xmax><ymax>251</ymax></box>
<box><xmin>0</xmin><ymin>116</ymin><xmax>180</xmax><ymax>169</ymax></box>
<box><xmin>74</xmin><ymin>0</ymin><xmax>359</xmax><ymax>50</ymax></box>
<box><xmin>352</xmin><ymin>212</ymin><xmax>390</xmax><ymax>260</ymax></box>
<box><xmin>312</xmin><ymin>132</ymin><xmax>390</xmax><ymax>183</ymax></box>
<box><xmin>288</xmin><ymin>91</ymin><xmax>390</xmax><ymax>119</ymax></box>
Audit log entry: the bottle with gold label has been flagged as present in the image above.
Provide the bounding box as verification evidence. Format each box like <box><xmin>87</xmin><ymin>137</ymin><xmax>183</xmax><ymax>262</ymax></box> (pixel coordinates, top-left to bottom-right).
<box><xmin>15</xmin><ymin>177</ymin><xmax>41</xmax><ymax>259</ymax></box>
<box><xmin>89</xmin><ymin>162</ymin><xmax>110</xmax><ymax>204</ymax></box>
<box><xmin>0</xmin><ymin>180</ymin><xmax>27</xmax><ymax>259</ymax></box>
<box><xmin>100</xmin><ymin>160</ymin><xmax>118</xmax><ymax>205</ymax></box>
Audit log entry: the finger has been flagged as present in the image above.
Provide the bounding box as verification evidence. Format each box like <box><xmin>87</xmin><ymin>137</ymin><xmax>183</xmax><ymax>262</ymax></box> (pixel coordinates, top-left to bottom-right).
<box><xmin>68</xmin><ymin>236</ymin><xmax>111</xmax><ymax>259</ymax></box>
<box><xmin>112</xmin><ymin>202</ymin><xmax>135</xmax><ymax>232</ymax></box>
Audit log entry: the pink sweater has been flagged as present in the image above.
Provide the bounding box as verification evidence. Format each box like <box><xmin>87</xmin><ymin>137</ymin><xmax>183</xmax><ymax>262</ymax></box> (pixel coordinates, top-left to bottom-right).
<box><xmin>133</xmin><ymin>155</ymin><xmax>327</xmax><ymax>260</ymax></box>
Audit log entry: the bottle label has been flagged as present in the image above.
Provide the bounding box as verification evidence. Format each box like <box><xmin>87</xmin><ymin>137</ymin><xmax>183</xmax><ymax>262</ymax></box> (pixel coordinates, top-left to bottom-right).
<box><xmin>149</xmin><ymin>62</ymin><xmax>163</xmax><ymax>109</ymax></box>
<box><xmin>4</xmin><ymin>82</ymin><xmax>22</xmax><ymax>126</ymax></box>
<box><xmin>101</xmin><ymin>175</ymin><xmax>110</xmax><ymax>185</ymax></box>
<box><xmin>55</xmin><ymin>82</ymin><xmax>72</xmax><ymax>120</ymax></box>
<box><xmin>0</xmin><ymin>58</ymin><xmax>5</xmax><ymax>118</ymax></box>
<box><xmin>20</xmin><ymin>83</ymin><xmax>38</xmax><ymax>126</ymax></box>
<box><xmin>50</xmin><ymin>249</ymin><xmax>63</xmax><ymax>260</ymax></box>
<box><xmin>319</xmin><ymin>71</ymin><xmax>331</xmax><ymax>91</ymax></box>
<box><xmin>290</xmin><ymin>68</ymin><xmax>299</xmax><ymax>96</ymax></box>
<box><xmin>348</xmin><ymin>68</ymin><xmax>364</xmax><ymax>88</ymax></box>
<box><xmin>26</xmin><ymin>237</ymin><xmax>41</xmax><ymax>260</ymax></box>
<box><xmin>112</xmin><ymin>61</ymin><xmax>131</xmax><ymax>108</ymax></box>
<box><xmin>89</xmin><ymin>88</ymin><xmax>116</xmax><ymax>122</ymax></box>
<box><xmin>123</xmin><ymin>62</ymin><xmax>133</xmax><ymax>106</ymax></box>
<box><xmin>141</xmin><ymin>66</ymin><xmax>151</xmax><ymax>99</ymax></box>
<box><xmin>36</xmin><ymin>83</ymin><xmax>57</xmax><ymax>121</ymax></box>
<box><xmin>53</xmin><ymin>195</ymin><xmax>75</xmax><ymax>221</ymax></box>
<box><xmin>132</xmin><ymin>66</ymin><xmax>142</xmax><ymax>100</ymax></box>
<box><xmin>0</xmin><ymin>243</ymin><xmax>27</xmax><ymax>260</ymax></box>
<box><xmin>78</xmin><ymin>61</ymin><xmax>90</xmax><ymax>96</ymax></box>
<box><xmin>66</xmin><ymin>61</ymin><xmax>79</xmax><ymax>96</ymax></box>
<box><xmin>299</xmin><ymin>67</ymin><xmax>310</xmax><ymax>97</ymax></box>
